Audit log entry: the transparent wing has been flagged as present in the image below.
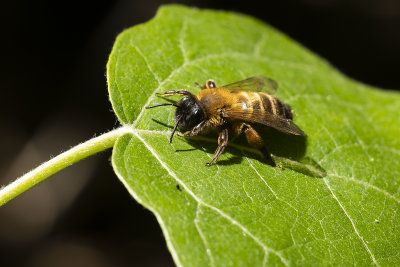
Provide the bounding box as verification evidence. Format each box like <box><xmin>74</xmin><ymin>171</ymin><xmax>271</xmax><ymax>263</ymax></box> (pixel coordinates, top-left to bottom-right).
<box><xmin>222</xmin><ymin>76</ymin><xmax>278</xmax><ymax>94</ymax></box>
<box><xmin>223</xmin><ymin>106</ymin><xmax>305</xmax><ymax>136</ymax></box>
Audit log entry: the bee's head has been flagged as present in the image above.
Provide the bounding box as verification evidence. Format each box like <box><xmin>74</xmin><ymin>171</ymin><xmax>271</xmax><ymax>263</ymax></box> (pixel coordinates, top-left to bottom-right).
<box><xmin>145</xmin><ymin>94</ymin><xmax>204</xmax><ymax>143</ymax></box>
<box><xmin>175</xmin><ymin>96</ymin><xmax>204</xmax><ymax>131</ymax></box>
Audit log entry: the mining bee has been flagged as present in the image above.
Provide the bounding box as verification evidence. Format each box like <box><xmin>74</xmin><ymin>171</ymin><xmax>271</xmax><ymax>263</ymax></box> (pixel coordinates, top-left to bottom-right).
<box><xmin>146</xmin><ymin>76</ymin><xmax>305</xmax><ymax>166</ymax></box>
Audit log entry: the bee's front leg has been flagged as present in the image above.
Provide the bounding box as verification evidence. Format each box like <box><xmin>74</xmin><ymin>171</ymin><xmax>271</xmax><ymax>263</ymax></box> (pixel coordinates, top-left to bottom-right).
<box><xmin>178</xmin><ymin>120</ymin><xmax>207</xmax><ymax>138</ymax></box>
<box><xmin>156</xmin><ymin>90</ymin><xmax>193</xmax><ymax>97</ymax></box>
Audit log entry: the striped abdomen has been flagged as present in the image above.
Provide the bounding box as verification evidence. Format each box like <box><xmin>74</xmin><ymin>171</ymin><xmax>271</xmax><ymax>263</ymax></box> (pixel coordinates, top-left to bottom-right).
<box><xmin>233</xmin><ymin>91</ymin><xmax>293</xmax><ymax>120</ymax></box>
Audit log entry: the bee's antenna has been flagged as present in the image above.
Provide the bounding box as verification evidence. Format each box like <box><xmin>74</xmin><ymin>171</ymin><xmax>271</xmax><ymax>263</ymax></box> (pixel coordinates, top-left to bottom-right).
<box><xmin>145</xmin><ymin>103</ymin><xmax>179</xmax><ymax>109</ymax></box>
<box><xmin>170</xmin><ymin>117</ymin><xmax>183</xmax><ymax>144</ymax></box>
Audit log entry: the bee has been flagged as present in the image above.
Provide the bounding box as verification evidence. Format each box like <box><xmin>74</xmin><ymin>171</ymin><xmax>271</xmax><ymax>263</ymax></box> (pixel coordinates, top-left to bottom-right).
<box><xmin>145</xmin><ymin>76</ymin><xmax>305</xmax><ymax>166</ymax></box>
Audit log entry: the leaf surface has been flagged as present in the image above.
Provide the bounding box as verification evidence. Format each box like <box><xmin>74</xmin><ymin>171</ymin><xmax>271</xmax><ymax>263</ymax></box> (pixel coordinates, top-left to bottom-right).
<box><xmin>107</xmin><ymin>5</ymin><xmax>400</xmax><ymax>266</ymax></box>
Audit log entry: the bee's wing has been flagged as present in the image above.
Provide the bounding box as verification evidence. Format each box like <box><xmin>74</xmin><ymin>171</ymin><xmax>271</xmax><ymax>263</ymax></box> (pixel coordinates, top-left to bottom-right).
<box><xmin>223</xmin><ymin>106</ymin><xmax>306</xmax><ymax>136</ymax></box>
<box><xmin>221</xmin><ymin>76</ymin><xmax>278</xmax><ymax>94</ymax></box>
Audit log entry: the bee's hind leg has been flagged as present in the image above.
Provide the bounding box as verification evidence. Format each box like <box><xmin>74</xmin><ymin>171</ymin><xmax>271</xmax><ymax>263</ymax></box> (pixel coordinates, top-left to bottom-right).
<box><xmin>232</xmin><ymin>123</ymin><xmax>276</xmax><ymax>167</ymax></box>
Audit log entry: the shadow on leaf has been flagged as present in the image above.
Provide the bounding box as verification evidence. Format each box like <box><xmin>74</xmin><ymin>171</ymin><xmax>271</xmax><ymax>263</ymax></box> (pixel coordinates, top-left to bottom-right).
<box><xmin>151</xmin><ymin>119</ymin><xmax>326</xmax><ymax>178</ymax></box>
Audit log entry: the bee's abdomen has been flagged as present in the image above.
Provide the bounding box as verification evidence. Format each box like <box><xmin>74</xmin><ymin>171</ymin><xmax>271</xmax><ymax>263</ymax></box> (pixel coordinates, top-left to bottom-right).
<box><xmin>231</xmin><ymin>91</ymin><xmax>293</xmax><ymax>120</ymax></box>
<box><xmin>243</xmin><ymin>92</ymin><xmax>293</xmax><ymax>120</ymax></box>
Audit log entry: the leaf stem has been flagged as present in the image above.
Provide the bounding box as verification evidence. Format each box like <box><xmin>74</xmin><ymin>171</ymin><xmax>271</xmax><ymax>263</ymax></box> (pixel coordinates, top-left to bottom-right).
<box><xmin>0</xmin><ymin>127</ymin><xmax>129</xmax><ymax>207</ymax></box>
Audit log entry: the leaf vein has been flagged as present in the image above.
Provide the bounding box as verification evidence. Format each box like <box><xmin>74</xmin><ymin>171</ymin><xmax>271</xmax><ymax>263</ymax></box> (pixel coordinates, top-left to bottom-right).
<box><xmin>179</xmin><ymin>19</ymin><xmax>189</xmax><ymax>63</ymax></box>
<box><xmin>323</xmin><ymin>178</ymin><xmax>378</xmax><ymax>266</ymax></box>
<box><xmin>329</xmin><ymin>173</ymin><xmax>400</xmax><ymax>205</ymax></box>
<box><xmin>253</xmin><ymin>33</ymin><xmax>267</xmax><ymax>57</ymax></box>
<box><xmin>244</xmin><ymin>153</ymin><xmax>299</xmax><ymax>214</ymax></box>
<box><xmin>244</xmin><ymin>155</ymin><xmax>279</xmax><ymax>199</ymax></box>
<box><xmin>318</xmin><ymin>143</ymin><xmax>362</xmax><ymax>164</ymax></box>
<box><xmin>131</xmin><ymin>43</ymin><xmax>162</xmax><ymax>83</ymax></box>
<box><xmin>194</xmin><ymin>204</ymin><xmax>215</xmax><ymax>267</ymax></box>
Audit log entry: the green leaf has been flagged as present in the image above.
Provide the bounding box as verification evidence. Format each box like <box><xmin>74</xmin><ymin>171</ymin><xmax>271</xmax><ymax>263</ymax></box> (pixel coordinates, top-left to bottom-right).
<box><xmin>107</xmin><ymin>5</ymin><xmax>400</xmax><ymax>266</ymax></box>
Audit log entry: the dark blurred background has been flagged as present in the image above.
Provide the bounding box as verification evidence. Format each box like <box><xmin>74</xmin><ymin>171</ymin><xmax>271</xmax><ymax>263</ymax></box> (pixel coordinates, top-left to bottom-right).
<box><xmin>0</xmin><ymin>0</ymin><xmax>399</xmax><ymax>266</ymax></box>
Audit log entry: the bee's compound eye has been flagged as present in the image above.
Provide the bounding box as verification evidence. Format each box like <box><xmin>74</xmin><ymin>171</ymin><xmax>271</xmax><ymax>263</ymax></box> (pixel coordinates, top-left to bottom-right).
<box><xmin>206</xmin><ymin>80</ymin><xmax>216</xmax><ymax>89</ymax></box>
